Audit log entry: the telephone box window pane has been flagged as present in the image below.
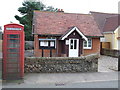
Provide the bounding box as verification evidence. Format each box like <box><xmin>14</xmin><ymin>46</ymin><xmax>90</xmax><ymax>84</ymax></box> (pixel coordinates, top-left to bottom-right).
<box><xmin>7</xmin><ymin>64</ymin><xmax>19</xmax><ymax>68</ymax></box>
<box><xmin>8</xmin><ymin>43</ymin><xmax>20</xmax><ymax>48</ymax></box>
<box><xmin>7</xmin><ymin>68</ymin><xmax>19</xmax><ymax>73</ymax></box>
<box><xmin>8</xmin><ymin>49</ymin><xmax>19</xmax><ymax>53</ymax></box>
<box><xmin>8</xmin><ymin>58</ymin><xmax>19</xmax><ymax>63</ymax></box>
<box><xmin>8</xmin><ymin>54</ymin><xmax>19</xmax><ymax>58</ymax></box>
<box><xmin>74</xmin><ymin>40</ymin><xmax>77</xmax><ymax>49</ymax></box>
<box><xmin>8</xmin><ymin>39</ymin><xmax>20</xmax><ymax>43</ymax></box>
<box><xmin>8</xmin><ymin>34</ymin><xmax>20</xmax><ymax>38</ymax></box>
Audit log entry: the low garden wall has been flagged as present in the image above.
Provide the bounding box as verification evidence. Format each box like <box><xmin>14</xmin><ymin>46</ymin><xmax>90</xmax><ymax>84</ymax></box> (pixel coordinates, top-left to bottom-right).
<box><xmin>25</xmin><ymin>54</ymin><xmax>99</xmax><ymax>73</ymax></box>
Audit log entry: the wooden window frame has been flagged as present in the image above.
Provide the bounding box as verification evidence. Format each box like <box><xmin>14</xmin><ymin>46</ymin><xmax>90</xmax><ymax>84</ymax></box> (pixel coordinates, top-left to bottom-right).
<box><xmin>83</xmin><ymin>38</ymin><xmax>92</xmax><ymax>49</ymax></box>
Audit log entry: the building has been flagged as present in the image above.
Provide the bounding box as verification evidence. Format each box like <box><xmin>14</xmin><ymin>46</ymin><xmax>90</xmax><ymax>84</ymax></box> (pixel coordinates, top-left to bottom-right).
<box><xmin>91</xmin><ymin>11</ymin><xmax>120</xmax><ymax>50</ymax></box>
<box><xmin>102</xmin><ymin>16</ymin><xmax>120</xmax><ymax>50</ymax></box>
<box><xmin>32</xmin><ymin>11</ymin><xmax>103</xmax><ymax>57</ymax></box>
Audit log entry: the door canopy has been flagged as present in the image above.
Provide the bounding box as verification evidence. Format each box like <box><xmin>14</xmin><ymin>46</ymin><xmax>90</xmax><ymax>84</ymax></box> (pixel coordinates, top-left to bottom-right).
<box><xmin>60</xmin><ymin>27</ymin><xmax>88</xmax><ymax>41</ymax></box>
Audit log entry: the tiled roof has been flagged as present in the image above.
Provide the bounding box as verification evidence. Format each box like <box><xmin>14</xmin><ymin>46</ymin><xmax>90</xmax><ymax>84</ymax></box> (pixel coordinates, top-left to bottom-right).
<box><xmin>103</xmin><ymin>16</ymin><xmax>119</xmax><ymax>32</ymax></box>
<box><xmin>33</xmin><ymin>11</ymin><xmax>102</xmax><ymax>37</ymax></box>
<box><xmin>90</xmin><ymin>11</ymin><xmax>118</xmax><ymax>32</ymax></box>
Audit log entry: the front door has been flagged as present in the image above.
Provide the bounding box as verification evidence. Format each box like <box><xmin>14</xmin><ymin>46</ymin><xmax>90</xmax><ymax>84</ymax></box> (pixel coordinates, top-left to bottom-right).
<box><xmin>69</xmin><ymin>39</ymin><xmax>79</xmax><ymax>57</ymax></box>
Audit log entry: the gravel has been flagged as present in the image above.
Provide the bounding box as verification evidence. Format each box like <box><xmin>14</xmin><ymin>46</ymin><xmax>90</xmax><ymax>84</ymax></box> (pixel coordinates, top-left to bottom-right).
<box><xmin>98</xmin><ymin>55</ymin><xmax>118</xmax><ymax>72</ymax></box>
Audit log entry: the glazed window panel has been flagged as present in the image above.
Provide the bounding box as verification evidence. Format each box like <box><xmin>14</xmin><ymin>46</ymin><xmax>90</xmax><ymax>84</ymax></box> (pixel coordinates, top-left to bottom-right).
<box><xmin>8</xmin><ymin>39</ymin><xmax>20</xmax><ymax>44</ymax></box>
<box><xmin>84</xmin><ymin>41</ymin><xmax>87</xmax><ymax>47</ymax></box>
<box><xmin>70</xmin><ymin>40</ymin><xmax>73</xmax><ymax>49</ymax></box>
<box><xmin>40</xmin><ymin>41</ymin><xmax>48</xmax><ymax>46</ymax></box>
<box><xmin>74</xmin><ymin>40</ymin><xmax>77</xmax><ymax>49</ymax></box>
<box><xmin>39</xmin><ymin>38</ymin><xmax>56</xmax><ymax>49</ymax></box>
<box><xmin>50</xmin><ymin>41</ymin><xmax>55</xmax><ymax>47</ymax></box>
<box><xmin>7</xmin><ymin>34</ymin><xmax>20</xmax><ymax>38</ymax></box>
<box><xmin>88</xmin><ymin>39</ymin><xmax>92</xmax><ymax>47</ymax></box>
<box><xmin>83</xmin><ymin>38</ymin><xmax>92</xmax><ymax>49</ymax></box>
<box><xmin>8</xmin><ymin>53</ymin><xmax>19</xmax><ymax>58</ymax></box>
<box><xmin>7</xmin><ymin>43</ymin><xmax>20</xmax><ymax>48</ymax></box>
<box><xmin>8</xmin><ymin>49</ymin><xmax>19</xmax><ymax>53</ymax></box>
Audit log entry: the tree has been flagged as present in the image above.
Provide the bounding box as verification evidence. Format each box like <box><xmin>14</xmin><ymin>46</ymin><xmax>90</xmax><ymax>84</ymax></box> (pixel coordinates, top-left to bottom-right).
<box><xmin>15</xmin><ymin>0</ymin><xmax>58</xmax><ymax>41</ymax></box>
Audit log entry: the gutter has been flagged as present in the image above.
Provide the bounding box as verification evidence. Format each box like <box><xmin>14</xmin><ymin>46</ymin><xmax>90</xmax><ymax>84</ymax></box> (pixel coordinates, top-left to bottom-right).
<box><xmin>86</xmin><ymin>36</ymin><xmax>104</xmax><ymax>38</ymax></box>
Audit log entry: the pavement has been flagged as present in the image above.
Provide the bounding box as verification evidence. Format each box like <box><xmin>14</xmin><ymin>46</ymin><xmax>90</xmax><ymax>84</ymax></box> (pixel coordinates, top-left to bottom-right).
<box><xmin>24</xmin><ymin>72</ymin><xmax>118</xmax><ymax>85</ymax></box>
<box><xmin>2</xmin><ymin>72</ymin><xmax>119</xmax><ymax>88</ymax></box>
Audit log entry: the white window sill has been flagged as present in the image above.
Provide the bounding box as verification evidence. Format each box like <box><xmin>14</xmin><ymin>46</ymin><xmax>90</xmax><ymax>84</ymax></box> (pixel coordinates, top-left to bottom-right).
<box><xmin>83</xmin><ymin>47</ymin><xmax>92</xmax><ymax>49</ymax></box>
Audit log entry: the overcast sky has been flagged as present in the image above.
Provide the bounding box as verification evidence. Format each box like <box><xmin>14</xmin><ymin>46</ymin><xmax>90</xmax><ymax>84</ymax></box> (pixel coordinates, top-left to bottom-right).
<box><xmin>0</xmin><ymin>0</ymin><xmax>119</xmax><ymax>30</ymax></box>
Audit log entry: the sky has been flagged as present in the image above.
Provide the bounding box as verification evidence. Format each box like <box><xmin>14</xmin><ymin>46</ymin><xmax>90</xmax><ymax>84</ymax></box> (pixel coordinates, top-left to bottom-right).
<box><xmin>0</xmin><ymin>0</ymin><xmax>119</xmax><ymax>30</ymax></box>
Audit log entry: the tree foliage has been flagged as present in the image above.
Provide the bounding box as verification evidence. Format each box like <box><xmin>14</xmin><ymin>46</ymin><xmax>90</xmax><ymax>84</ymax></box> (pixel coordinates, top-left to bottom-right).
<box><xmin>15</xmin><ymin>0</ymin><xmax>58</xmax><ymax>41</ymax></box>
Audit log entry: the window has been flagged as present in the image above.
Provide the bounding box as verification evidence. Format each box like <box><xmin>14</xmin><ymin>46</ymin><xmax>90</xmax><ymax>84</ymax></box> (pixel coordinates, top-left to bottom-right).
<box><xmin>70</xmin><ymin>39</ymin><xmax>73</xmax><ymax>49</ymax></box>
<box><xmin>83</xmin><ymin>38</ymin><xmax>92</xmax><ymax>49</ymax></box>
<box><xmin>39</xmin><ymin>38</ymin><xmax>56</xmax><ymax>49</ymax></box>
<box><xmin>8</xmin><ymin>34</ymin><xmax>20</xmax><ymax>38</ymax></box>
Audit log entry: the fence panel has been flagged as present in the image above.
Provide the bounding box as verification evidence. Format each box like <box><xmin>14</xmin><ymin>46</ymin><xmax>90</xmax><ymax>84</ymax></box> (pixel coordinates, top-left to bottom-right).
<box><xmin>101</xmin><ymin>48</ymin><xmax>120</xmax><ymax>57</ymax></box>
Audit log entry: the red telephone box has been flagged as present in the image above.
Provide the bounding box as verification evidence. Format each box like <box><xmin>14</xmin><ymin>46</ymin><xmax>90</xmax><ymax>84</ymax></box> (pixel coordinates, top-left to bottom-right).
<box><xmin>3</xmin><ymin>23</ymin><xmax>24</xmax><ymax>80</ymax></box>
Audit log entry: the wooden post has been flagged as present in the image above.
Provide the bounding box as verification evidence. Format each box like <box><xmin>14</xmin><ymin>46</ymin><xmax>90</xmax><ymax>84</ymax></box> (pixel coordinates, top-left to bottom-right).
<box><xmin>50</xmin><ymin>49</ymin><xmax>52</xmax><ymax>57</ymax></box>
<box><xmin>42</xmin><ymin>49</ymin><xmax>44</xmax><ymax>57</ymax></box>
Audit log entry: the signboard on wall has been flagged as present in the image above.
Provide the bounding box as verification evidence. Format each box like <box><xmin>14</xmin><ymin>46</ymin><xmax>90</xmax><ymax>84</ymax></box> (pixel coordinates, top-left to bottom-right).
<box><xmin>66</xmin><ymin>40</ymin><xmax>69</xmax><ymax>45</ymax></box>
<box><xmin>100</xmin><ymin>37</ymin><xmax>106</xmax><ymax>42</ymax></box>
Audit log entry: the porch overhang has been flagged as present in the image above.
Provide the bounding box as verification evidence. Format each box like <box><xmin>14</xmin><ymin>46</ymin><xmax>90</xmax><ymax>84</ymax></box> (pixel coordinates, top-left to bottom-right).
<box><xmin>60</xmin><ymin>27</ymin><xmax>88</xmax><ymax>41</ymax></box>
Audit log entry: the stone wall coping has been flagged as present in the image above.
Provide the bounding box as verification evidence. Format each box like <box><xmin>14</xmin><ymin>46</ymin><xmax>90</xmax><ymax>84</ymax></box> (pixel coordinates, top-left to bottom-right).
<box><xmin>25</xmin><ymin>53</ymin><xmax>99</xmax><ymax>61</ymax></box>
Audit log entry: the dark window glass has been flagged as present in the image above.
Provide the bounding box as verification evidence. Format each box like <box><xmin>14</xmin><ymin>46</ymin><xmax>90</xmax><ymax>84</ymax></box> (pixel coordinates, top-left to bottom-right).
<box><xmin>74</xmin><ymin>40</ymin><xmax>77</xmax><ymax>49</ymax></box>
<box><xmin>7</xmin><ymin>58</ymin><xmax>19</xmax><ymax>63</ymax></box>
<box><xmin>7</xmin><ymin>63</ymin><xmax>19</xmax><ymax>68</ymax></box>
<box><xmin>8</xmin><ymin>53</ymin><xmax>19</xmax><ymax>58</ymax></box>
<box><xmin>8</xmin><ymin>49</ymin><xmax>19</xmax><ymax>53</ymax></box>
<box><xmin>84</xmin><ymin>41</ymin><xmax>87</xmax><ymax>47</ymax></box>
<box><xmin>8</xmin><ymin>34</ymin><xmax>19</xmax><ymax>38</ymax></box>
<box><xmin>8</xmin><ymin>43</ymin><xmax>20</xmax><ymax>48</ymax></box>
<box><xmin>6</xmin><ymin>68</ymin><xmax>19</xmax><ymax>73</ymax></box>
<box><xmin>88</xmin><ymin>39</ymin><xmax>92</xmax><ymax>47</ymax></box>
<box><xmin>8</xmin><ymin>39</ymin><xmax>20</xmax><ymax>43</ymax></box>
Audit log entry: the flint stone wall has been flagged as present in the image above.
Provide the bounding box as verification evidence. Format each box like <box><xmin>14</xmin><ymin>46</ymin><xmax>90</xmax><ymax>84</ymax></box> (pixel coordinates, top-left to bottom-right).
<box><xmin>25</xmin><ymin>54</ymin><xmax>99</xmax><ymax>73</ymax></box>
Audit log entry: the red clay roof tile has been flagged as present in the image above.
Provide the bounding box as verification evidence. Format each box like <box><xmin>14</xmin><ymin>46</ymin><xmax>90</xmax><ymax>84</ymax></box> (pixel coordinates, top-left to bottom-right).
<box><xmin>33</xmin><ymin>11</ymin><xmax>102</xmax><ymax>37</ymax></box>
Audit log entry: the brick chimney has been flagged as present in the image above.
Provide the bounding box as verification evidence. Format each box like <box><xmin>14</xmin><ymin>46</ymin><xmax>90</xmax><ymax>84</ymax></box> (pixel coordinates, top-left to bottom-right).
<box><xmin>57</xmin><ymin>9</ymin><xmax>64</xmax><ymax>12</ymax></box>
